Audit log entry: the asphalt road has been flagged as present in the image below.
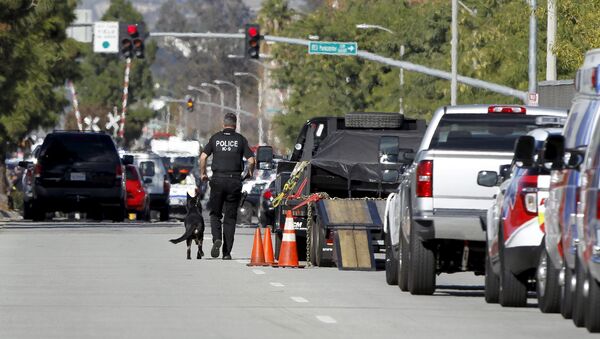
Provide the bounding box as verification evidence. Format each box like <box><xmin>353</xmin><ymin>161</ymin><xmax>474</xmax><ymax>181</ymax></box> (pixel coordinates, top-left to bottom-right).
<box><xmin>0</xmin><ymin>219</ymin><xmax>595</xmax><ymax>339</ymax></box>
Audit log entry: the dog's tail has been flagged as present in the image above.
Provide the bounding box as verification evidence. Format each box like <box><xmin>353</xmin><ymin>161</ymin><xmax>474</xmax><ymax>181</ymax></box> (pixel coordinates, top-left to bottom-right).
<box><xmin>169</xmin><ymin>227</ymin><xmax>194</xmax><ymax>244</ymax></box>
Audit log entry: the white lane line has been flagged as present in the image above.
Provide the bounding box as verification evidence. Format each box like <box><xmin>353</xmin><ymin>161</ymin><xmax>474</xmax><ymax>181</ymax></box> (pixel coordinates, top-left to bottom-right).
<box><xmin>316</xmin><ymin>315</ymin><xmax>337</xmax><ymax>324</ymax></box>
<box><xmin>252</xmin><ymin>269</ymin><xmax>266</xmax><ymax>275</ymax></box>
<box><xmin>290</xmin><ymin>296</ymin><xmax>308</xmax><ymax>303</ymax></box>
<box><xmin>270</xmin><ymin>282</ymin><xmax>285</xmax><ymax>287</ymax></box>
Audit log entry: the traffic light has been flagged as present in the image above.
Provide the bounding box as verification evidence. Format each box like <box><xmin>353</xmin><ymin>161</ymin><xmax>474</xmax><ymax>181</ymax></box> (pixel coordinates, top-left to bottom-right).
<box><xmin>245</xmin><ymin>24</ymin><xmax>261</xmax><ymax>59</ymax></box>
<box><xmin>186</xmin><ymin>97</ymin><xmax>194</xmax><ymax>112</ymax></box>
<box><xmin>120</xmin><ymin>23</ymin><xmax>145</xmax><ymax>59</ymax></box>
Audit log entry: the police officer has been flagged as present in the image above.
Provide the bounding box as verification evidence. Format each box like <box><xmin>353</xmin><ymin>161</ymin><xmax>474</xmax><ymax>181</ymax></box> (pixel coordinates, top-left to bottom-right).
<box><xmin>199</xmin><ymin>113</ymin><xmax>255</xmax><ymax>260</ymax></box>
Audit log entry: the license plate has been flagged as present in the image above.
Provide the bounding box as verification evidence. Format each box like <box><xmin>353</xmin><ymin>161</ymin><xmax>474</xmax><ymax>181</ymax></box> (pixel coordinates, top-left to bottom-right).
<box><xmin>70</xmin><ymin>172</ymin><xmax>86</xmax><ymax>181</ymax></box>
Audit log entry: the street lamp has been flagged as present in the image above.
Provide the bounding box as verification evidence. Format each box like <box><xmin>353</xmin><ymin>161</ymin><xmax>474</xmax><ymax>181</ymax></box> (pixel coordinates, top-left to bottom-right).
<box><xmin>214</xmin><ymin>79</ymin><xmax>241</xmax><ymax>132</ymax></box>
<box><xmin>234</xmin><ymin>72</ymin><xmax>264</xmax><ymax>145</ymax></box>
<box><xmin>201</xmin><ymin>82</ymin><xmax>224</xmax><ymax>115</ymax></box>
<box><xmin>356</xmin><ymin>23</ymin><xmax>405</xmax><ymax>115</ymax></box>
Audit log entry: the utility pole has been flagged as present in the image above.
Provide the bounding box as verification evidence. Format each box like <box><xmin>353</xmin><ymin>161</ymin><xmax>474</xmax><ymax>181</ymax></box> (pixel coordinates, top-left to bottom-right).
<box><xmin>451</xmin><ymin>0</ymin><xmax>458</xmax><ymax>106</ymax></box>
<box><xmin>528</xmin><ymin>0</ymin><xmax>538</xmax><ymax>103</ymax></box>
<box><xmin>546</xmin><ymin>0</ymin><xmax>557</xmax><ymax>81</ymax></box>
<box><xmin>399</xmin><ymin>45</ymin><xmax>405</xmax><ymax>114</ymax></box>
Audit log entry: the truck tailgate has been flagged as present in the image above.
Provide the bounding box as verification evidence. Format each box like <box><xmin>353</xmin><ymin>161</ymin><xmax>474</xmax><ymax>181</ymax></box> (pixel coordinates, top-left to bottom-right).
<box><xmin>430</xmin><ymin>150</ymin><xmax>513</xmax><ymax>210</ymax></box>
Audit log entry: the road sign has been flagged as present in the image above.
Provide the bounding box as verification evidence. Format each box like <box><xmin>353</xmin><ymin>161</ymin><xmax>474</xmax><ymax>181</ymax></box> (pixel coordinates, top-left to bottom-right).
<box><xmin>528</xmin><ymin>92</ymin><xmax>539</xmax><ymax>106</ymax></box>
<box><xmin>308</xmin><ymin>41</ymin><xmax>358</xmax><ymax>56</ymax></box>
<box><xmin>93</xmin><ymin>21</ymin><xmax>119</xmax><ymax>53</ymax></box>
<box><xmin>105</xmin><ymin>112</ymin><xmax>120</xmax><ymax>135</ymax></box>
<box><xmin>84</xmin><ymin>116</ymin><xmax>100</xmax><ymax>132</ymax></box>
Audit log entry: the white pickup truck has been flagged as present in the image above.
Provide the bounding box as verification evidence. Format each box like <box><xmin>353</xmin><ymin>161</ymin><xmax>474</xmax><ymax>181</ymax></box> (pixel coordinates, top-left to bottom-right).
<box><xmin>384</xmin><ymin>104</ymin><xmax>567</xmax><ymax>295</ymax></box>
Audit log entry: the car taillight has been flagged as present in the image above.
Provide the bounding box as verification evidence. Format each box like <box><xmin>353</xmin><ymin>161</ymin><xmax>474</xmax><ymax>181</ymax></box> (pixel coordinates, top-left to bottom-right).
<box><xmin>34</xmin><ymin>163</ymin><xmax>42</xmax><ymax>178</ymax></box>
<box><xmin>179</xmin><ymin>169</ymin><xmax>189</xmax><ymax>174</ymax></box>
<box><xmin>488</xmin><ymin>105</ymin><xmax>526</xmax><ymax>114</ymax></box>
<box><xmin>520</xmin><ymin>174</ymin><xmax>538</xmax><ymax>215</ymax></box>
<box><xmin>163</xmin><ymin>175</ymin><xmax>170</xmax><ymax>194</ymax></box>
<box><xmin>416</xmin><ymin>160</ymin><xmax>433</xmax><ymax>198</ymax></box>
<box><xmin>263</xmin><ymin>190</ymin><xmax>272</xmax><ymax>200</ymax></box>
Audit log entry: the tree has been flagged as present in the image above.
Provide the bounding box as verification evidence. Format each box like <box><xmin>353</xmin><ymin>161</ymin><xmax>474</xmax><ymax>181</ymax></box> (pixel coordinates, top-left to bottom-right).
<box><xmin>0</xmin><ymin>0</ymin><xmax>79</xmax><ymax>205</ymax></box>
<box><xmin>74</xmin><ymin>0</ymin><xmax>156</xmax><ymax>145</ymax></box>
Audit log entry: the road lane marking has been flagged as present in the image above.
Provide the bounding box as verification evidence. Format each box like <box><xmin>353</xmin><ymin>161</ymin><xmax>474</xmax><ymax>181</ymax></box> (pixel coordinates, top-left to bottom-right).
<box><xmin>316</xmin><ymin>315</ymin><xmax>337</xmax><ymax>324</ymax></box>
<box><xmin>270</xmin><ymin>282</ymin><xmax>285</xmax><ymax>287</ymax></box>
<box><xmin>252</xmin><ymin>269</ymin><xmax>265</xmax><ymax>275</ymax></box>
<box><xmin>290</xmin><ymin>296</ymin><xmax>308</xmax><ymax>303</ymax></box>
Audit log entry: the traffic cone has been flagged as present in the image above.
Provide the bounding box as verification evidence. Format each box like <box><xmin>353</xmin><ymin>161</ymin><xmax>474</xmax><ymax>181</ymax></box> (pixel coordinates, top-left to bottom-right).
<box><xmin>247</xmin><ymin>227</ymin><xmax>268</xmax><ymax>266</ymax></box>
<box><xmin>263</xmin><ymin>227</ymin><xmax>275</xmax><ymax>265</ymax></box>
<box><xmin>275</xmin><ymin>210</ymin><xmax>302</xmax><ymax>268</ymax></box>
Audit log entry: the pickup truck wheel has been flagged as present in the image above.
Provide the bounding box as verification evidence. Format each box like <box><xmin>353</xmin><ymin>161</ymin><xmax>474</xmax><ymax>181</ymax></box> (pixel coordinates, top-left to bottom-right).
<box><xmin>585</xmin><ymin>271</ymin><xmax>600</xmax><ymax>332</ymax></box>
<box><xmin>561</xmin><ymin>264</ymin><xmax>574</xmax><ymax>319</ymax></box>
<box><xmin>385</xmin><ymin>231</ymin><xmax>398</xmax><ymax>285</ymax></box>
<box><xmin>408</xmin><ymin>221</ymin><xmax>436</xmax><ymax>295</ymax></box>
<box><xmin>311</xmin><ymin>216</ymin><xmax>331</xmax><ymax>267</ymax></box>
<box><xmin>398</xmin><ymin>212</ymin><xmax>409</xmax><ymax>291</ymax></box>
<box><xmin>537</xmin><ymin>246</ymin><xmax>560</xmax><ymax>313</ymax></box>
<box><xmin>572</xmin><ymin>259</ymin><xmax>586</xmax><ymax>327</ymax></box>
<box><xmin>484</xmin><ymin>251</ymin><xmax>499</xmax><ymax>303</ymax></box>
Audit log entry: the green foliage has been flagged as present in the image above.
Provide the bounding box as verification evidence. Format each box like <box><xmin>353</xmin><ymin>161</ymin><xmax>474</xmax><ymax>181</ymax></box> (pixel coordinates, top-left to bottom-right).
<box><xmin>265</xmin><ymin>0</ymin><xmax>594</xmax><ymax>148</ymax></box>
<box><xmin>74</xmin><ymin>0</ymin><xmax>156</xmax><ymax>146</ymax></box>
<box><xmin>0</xmin><ymin>0</ymin><xmax>79</xmax><ymax>152</ymax></box>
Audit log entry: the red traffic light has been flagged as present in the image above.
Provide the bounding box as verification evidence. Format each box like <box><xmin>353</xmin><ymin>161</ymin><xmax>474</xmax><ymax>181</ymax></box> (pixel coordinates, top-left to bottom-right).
<box><xmin>247</xmin><ymin>26</ymin><xmax>258</xmax><ymax>37</ymax></box>
<box><xmin>127</xmin><ymin>24</ymin><xmax>138</xmax><ymax>36</ymax></box>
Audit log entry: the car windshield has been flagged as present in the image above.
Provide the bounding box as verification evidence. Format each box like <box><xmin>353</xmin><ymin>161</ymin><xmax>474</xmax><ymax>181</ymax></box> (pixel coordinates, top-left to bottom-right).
<box><xmin>41</xmin><ymin>134</ymin><xmax>117</xmax><ymax>164</ymax></box>
<box><xmin>429</xmin><ymin>114</ymin><xmax>542</xmax><ymax>151</ymax></box>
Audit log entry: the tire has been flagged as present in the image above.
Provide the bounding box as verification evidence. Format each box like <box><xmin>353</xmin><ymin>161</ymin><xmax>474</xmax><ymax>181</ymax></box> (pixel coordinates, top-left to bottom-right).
<box><xmin>572</xmin><ymin>259</ymin><xmax>586</xmax><ymax>327</ymax></box>
<box><xmin>537</xmin><ymin>246</ymin><xmax>561</xmax><ymax>313</ymax></box>
<box><xmin>385</xmin><ymin>231</ymin><xmax>398</xmax><ymax>285</ymax></box>
<box><xmin>310</xmin><ymin>216</ymin><xmax>330</xmax><ymax>267</ymax></box>
<box><xmin>159</xmin><ymin>206</ymin><xmax>170</xmax><ymax>221</ymax></box>
<box><xmin>586</xmin><ymin>272</ymin><xmax>600</xmax><ymax>332</ymax></box>
<box><xmin>345</xmin><ymin>112</ymin><xmax>403</xmax><ymax>129</ymax></box>
<box><xmin>111</xmin><ymin>206</ymin><xmax>125</xmax><ymax>222</ymax></box>
<box><xmin>23</xmin><ymin>201</ymin><xmax>33</xmax><ymax>220</ymax></box>
<box><xmin>408</xmin><ymin>220</ymin><xmax>436</xmax><ymax>295</ymax></box>
<box><xmin>485</xmin><ymin>251</ymin><xmax>500</xmax><ymax>303</ymax></box>
<box><xmin>31</xmin><ymin>203</ymin><xmax>45</xmax><ymax>222</ymax></box>
<box><xmin>561</xmin><ymin>264</ymin><xmax>574</xmax><ymax>319</ymax></box>
<box><xmin>498</xmin><ymin>233</ymin><xmax>527</xmax><ymax>307</ymax></box>
<box><xmin>398</xmin><ymin>227</ymin><xmax>410</xmax><ymax>291</ymax></box>
<box><xmin>274</xmin><ymin>231</ymin><xmax>282</xmax><ymax>260</ymax></box>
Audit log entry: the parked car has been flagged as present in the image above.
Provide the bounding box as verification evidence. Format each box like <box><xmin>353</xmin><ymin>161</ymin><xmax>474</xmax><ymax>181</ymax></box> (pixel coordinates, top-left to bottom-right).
<box><xmin>27</xmin><ymin>131</ymin><xmax>128</xmax><ymax>221</ymax></box>
<box><xmin>125</xmin><ymin>164</ymin><xmax>150</xmax><ymax>221</ymax></box>
<box><xmin>478</xmin><ymin>127</ymin><xmax>564</xmax><ymax>307</ymax></box>
<box><xmin>122</xmin><ymin>152</ymin><xmax>171</xmax><ymax>221</ymax></box>
<box><xmin>385</xmin><ymin>104</ymin><xmax>567</xmax><ymax>295</ymax></box>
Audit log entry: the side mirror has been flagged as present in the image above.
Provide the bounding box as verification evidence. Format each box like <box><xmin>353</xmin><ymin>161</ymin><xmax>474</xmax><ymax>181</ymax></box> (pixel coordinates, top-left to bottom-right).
<box><xmin>565</xmin><ymin>149</ymin><xmax>585</xmax><ymax>170</ymax></box>
<box><xmin>402</xmin><ymin>150</ymin><xmax>416</xmax><ymax>162</ymax></box>
<box><xmin>122</xmin><ymin>155</ymin><xmax>134</xmax><ymax>166</ymax></box>
<box><xmin>143</xmin><ymin>178</ymin><xmax>152</xmax><ymax>184</ymax></box>
<box><xmin>18</xmin><ymin>161</ymin><xmax>32</xmax><ymax>168</ymax></box>
<box><xmin>256</xmin><ymin>145</ymin><xmax>274</xmax><ymax>170</ymax></box>
<box><xmin>477</xmin><ymin>170</ymin><xmax>499</xmax><ymax>187</ymax></box>
<box><xmin>513</xmin><ymin>135</ymin><xmax>535</xmax><ymax>167</ymax></box>
<box><xmin>541</xmin><ymin>135</ymin><xmax>565</xmax><ymax>170</ymax></box>
<box><xmin>498</xmin><ymin>164</ymin><xmax>511</xmax><ymax>180</ymax></box>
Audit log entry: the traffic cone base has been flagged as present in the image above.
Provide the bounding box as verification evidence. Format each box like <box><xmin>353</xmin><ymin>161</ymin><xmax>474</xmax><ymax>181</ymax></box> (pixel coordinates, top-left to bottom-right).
<box><xmin>247</xmin><ymin>227</ymin><xmax>269</xmax><ymax>266</ymax></box>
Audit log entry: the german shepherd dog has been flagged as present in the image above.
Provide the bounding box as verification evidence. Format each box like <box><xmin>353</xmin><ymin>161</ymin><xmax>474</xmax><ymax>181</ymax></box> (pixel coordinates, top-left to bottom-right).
<box><xmin>169</xmin><ymin>189</ymin><xmax>205</xmax><ymax>259</ymax></box>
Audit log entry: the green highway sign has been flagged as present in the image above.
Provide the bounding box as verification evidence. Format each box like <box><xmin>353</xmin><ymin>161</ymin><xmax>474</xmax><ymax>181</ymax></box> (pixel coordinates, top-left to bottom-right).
<box><xmin>308</xmin><ymin>41</ymin><xmax>358</xmax><ymax>56</ymax></box>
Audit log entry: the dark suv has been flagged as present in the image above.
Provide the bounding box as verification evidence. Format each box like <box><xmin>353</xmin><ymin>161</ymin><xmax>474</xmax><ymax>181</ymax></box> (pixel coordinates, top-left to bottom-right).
<box><xmin>28</xmin><ymin>132</ymin><xmax>127</xmax><ymax>221</ymax></box>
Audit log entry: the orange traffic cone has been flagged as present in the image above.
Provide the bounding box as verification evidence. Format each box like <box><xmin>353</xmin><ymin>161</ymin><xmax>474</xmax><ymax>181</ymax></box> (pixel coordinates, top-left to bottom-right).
<box><xmin>275</xmin><ymin>210</ymin><xmax>303</xmax><ymax>268</ymax></box>
<box><xmin>247</xmin><ymin>227</ymin><xmax>268</xmax><ymax>266</ymax></box>
<box><xmin>263</xmin><ymin>227</ymin><xmax>275</xmax><ymax>265</ymax></box>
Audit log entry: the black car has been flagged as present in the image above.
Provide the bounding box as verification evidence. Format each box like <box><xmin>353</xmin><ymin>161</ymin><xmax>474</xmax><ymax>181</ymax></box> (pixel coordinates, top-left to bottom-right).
<box><xmin>26</xmin><ymin>132</ymin><xmax>127</xmax><ymax>221</ymax></box>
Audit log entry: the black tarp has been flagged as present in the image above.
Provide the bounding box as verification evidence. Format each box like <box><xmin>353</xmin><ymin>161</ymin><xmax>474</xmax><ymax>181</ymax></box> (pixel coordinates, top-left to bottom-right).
<box><xmin>310</xmin><ymin>130</ymin><xmax>424</xmax><ymax>183</ymax></box>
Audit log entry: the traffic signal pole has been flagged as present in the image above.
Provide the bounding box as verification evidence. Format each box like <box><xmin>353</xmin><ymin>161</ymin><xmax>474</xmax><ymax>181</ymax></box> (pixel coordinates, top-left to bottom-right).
<box><xmin>148</xmin><ymin>32</ymin><xmax>528</xmax><ymax>102</ymax></box>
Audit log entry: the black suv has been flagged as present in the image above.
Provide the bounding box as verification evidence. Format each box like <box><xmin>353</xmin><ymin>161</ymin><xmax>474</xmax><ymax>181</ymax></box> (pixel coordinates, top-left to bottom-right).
<box><xmin>28</xmin><ymin>132</ymin><xmax>127</xmax><ymax>221</ymax></box>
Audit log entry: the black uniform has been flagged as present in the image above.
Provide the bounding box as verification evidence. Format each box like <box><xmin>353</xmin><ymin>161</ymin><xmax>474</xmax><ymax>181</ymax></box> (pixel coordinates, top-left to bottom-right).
<box><xmin>202</xmin><ymin>128</ymin><xmax>253</xmax><ymax>257</ymax></box>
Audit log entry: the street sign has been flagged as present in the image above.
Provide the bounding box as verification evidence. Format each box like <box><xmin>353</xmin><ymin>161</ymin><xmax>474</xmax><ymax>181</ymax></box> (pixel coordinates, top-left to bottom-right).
<box><xmin>308</xmin><ymin>41</ymin><xmax>358</xmax><ymax>56</ymax></box>
<box><xmin>93</xmin><ymin>21</ymin><xmax>119</xmax><ymax>53</ymax></box>
<box><xmin>528</xmin><ymin>92</ymin><xmax>539</xmax><ymax>106</ymax></box>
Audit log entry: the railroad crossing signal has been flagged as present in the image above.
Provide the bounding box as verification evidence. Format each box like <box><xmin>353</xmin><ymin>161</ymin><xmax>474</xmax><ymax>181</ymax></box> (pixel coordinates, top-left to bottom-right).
<box><xmin>105</xmin><ymin>111</ymin><xmax>120</xmax><ymax>136</ymax></box>
<box><xmin>84</xmin><ymin>116</ymin><xmax>100</xmax><ymax>132</ymax></box>
<box><xmin>245</xmin><ymin>24</ymin><xmax>261</xmax><ymax>59</ymax></box>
